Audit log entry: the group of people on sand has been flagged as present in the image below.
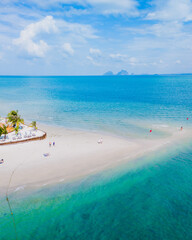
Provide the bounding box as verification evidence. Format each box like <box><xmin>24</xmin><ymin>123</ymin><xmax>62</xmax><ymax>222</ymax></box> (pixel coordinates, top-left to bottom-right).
<box><xmin>44</xmin><ymin>141</ymin><xmax>56</xmax><ymax>157</ymax></box>
<box><xmin>49</xmin><ymin>141</ymin><xmax>55</xmax><ymax>147</ymax></box>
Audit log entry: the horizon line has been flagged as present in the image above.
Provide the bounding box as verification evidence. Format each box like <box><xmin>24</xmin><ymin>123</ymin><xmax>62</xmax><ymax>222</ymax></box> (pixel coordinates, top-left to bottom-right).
<box><xmin>0</xmin><ymin>73</ymin><xmax>192</xmax><ymax>77</ymax></box>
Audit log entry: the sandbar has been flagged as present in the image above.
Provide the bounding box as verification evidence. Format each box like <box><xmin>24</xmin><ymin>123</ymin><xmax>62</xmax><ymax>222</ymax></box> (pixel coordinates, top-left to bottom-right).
<box><xmin>0</xmin><ymin>124</ymin><xmax>191</xmax><ymax>195</ymax></box>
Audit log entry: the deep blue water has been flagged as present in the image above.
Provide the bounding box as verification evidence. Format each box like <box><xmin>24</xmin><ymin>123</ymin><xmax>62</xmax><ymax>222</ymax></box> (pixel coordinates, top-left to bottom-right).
<box><xmin>1</xmin><ymin>75</ymin><xmax>192</xmax><ymax>240</ymax></box>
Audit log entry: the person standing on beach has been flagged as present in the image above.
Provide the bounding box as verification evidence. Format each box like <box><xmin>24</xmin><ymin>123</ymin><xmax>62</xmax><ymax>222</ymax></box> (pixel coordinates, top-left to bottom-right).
<box><xmin>49</xmin><ymin>142</ymin><xmax>51</xmax><ymax>147</ymax></box>
<box><xmin>53</xmin><ymin>141</ymin><xmax>55</xmax><ymax>146</ymax></box>
<box><xmin>97</xmin><ymin>138</ymin><xmax>103</xmax><ymax>144</ymax></box>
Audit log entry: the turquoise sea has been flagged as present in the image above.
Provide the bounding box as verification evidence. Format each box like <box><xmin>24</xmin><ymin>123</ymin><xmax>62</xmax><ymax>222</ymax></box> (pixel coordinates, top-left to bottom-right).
<box><xmin>1</xmin><ymin>75</ymin><xmax>192</xmax><ymax>239</ymax></box>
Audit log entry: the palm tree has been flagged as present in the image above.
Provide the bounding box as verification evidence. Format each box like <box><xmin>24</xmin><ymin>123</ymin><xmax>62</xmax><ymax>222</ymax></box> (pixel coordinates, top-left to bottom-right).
<box><xmin>0</xmin><ymin>126</ymin><xmax>3</xmax><ymax>137</ymax></box>
<box><xmin>7</xmin><ymin>110</ymin><xmax>24</xmax><ymax>128</ymax></box>
<box><xmin>1</xmin><ymin>124</ymin><xmax>8</xmax><ymax>139</ymax></box>
<box><xmin>31</xmin><ymin>121</ymin><xmax>37</xmax><ymax>130</ymax></box>
<box><xmin>15</xmin><ymin>125</ymin><xmax>19</xmax><ymax>135</ymax></box>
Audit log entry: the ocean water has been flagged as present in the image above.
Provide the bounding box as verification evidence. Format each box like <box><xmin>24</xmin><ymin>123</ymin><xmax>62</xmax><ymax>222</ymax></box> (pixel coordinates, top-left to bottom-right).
<box><xmin>1</xmin><ymin>75</ymin><xmax>192</xmax><ymax>239</ymax></box>
<box><xmin>0</xmin><ymin>75</ymin><xmax>192</xmax><ymax>137</ymax></box>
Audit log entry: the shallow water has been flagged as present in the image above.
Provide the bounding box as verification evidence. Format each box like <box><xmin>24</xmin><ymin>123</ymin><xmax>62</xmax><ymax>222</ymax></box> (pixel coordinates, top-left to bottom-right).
<box><xmin>1</xmin><ymin>75</ymin><xmax>192</xmax><ymax>239</ymax></box>
<box><xmin>1</xmin><ymin>140</ymin><xmax>192</xmax><ymax>240</ymax></box>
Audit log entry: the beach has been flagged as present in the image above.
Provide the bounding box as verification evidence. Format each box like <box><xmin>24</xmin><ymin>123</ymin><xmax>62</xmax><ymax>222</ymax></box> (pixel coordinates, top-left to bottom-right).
<box><xmin>0</xmin><ymin>123</ymin><xmax>191</xmax><ymax>195</ymax></box>
<box><xmin>1</xmin><ymin>0</ymin><xmax>192</xmax><ymax>236</ymax></box>
<box><xmin>1</xmin><ymin>75</ymin><xmax>192</xmax><ymax>240</ymax></box>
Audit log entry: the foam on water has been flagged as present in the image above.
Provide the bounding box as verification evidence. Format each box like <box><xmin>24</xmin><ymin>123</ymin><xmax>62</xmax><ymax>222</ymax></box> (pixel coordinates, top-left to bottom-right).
<box><xmin>13</xmin><ymin>186</ymin><xmax>25</xmax><ymax>192</ymax></box>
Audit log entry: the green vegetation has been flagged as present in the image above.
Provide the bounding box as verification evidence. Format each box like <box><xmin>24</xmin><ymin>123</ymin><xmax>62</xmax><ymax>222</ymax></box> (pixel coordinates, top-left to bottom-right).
<box><xmin>0</xmin><ymin>111</ymin><xmax>38</xmax><ymax>139</ymax></box>
<box><xmin>31</xmin><ymin>121</ymin><xmax>37</xmax><ymax>130</ymax></box>
<box><xmin>14</xmin><ymin>125</ymin><xmax>19</xmax><ymax>135</ymax></box>
<box><xmin>7</xmin><ymin>110</ymin><xmax>24</xmax><ymax>127</ymax></box>
<box><xmin>0</xmin><ymin>126</ymin><xmax>3</xmax><ymax>137</ymax></box>
<box><xmin>0</xmin><ymin>124</ymin><xmax>8</xmax><ymax>139</ymax></box>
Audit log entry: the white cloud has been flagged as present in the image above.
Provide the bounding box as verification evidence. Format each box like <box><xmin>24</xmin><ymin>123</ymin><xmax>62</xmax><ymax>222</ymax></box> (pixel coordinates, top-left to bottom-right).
<box><xmin>89</xmin><ymin>48</ymin><xmax>102</xmax><ymax>56</ymax></box>
<box><xmin>109</xmin><ymin>53</ymin><xmax>127</xmax><ymax>61</ymax></box>
<box><xmin>62</xmin><ymin>43</ymin><xmax>74</xmax><ymax>56</ymax></box>
<box><xmin>129</xmin><ymin>57</ymin><xmax>137</xmax><ymax>65</ymax></box>
<box><xmin>87</xmin><ymin>55</ymin><xmax>93</xmax><ymax>61</ymax></box>
<box><xmin>146</xmin><ymin>0</ymin><xmax>192</xmax><ymax>22</ymax></box>
<box><xmin>12</xmin><ymin>13</ymin><xmax>98</xmax><ymax>61</ymax></box>
<box><xmin>58</xmin><ymin>20</ymin><xmax>98</xmax><ymax>41</ymax></box>
<box><xmin>13</xmin><ymin>16</ymin><xmax>57</xmax><ymax>57</ymax></box>
<box><xmin>149</xmin><ymin>22</ymin><xmax>183</xmax><ymax>38</ymax></box>
<box><xmin>87</xmin><ymin>48</ymin><xmax>102</xmax><ymax>65</ymax></box>
<box><xmin>87</xmin><ymin>55</ymin><xmax>101</xmax><ymax>66</ymax></box>
<box><xmin>1</xmin><ymin>0</ymin><xmax>192</xmax><ymax>75</ymax></box>
<box><xmin>63</xmin><ymin>7</ymin><xmax>89</xmax><ymax>17</ymax></box>
<box><xmin>176</xmin><ymin>60</ymin><xmax>181</xmax><ymax>64</ymax></box>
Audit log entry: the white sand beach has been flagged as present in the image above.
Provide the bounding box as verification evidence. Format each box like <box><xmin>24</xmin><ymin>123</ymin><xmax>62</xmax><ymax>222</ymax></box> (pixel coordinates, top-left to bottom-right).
<box><xmin>0</xmin><ymin>124</ymin><xmax>191</xmax><ymax>194</ymax></box>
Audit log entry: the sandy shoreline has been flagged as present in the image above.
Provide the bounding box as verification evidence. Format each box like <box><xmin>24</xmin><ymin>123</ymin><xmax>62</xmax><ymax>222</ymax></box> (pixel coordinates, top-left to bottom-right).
<box><xmin>0</xmin><ymin>124</ymin><xmax>191</xmax><ymax>195</ymax></box>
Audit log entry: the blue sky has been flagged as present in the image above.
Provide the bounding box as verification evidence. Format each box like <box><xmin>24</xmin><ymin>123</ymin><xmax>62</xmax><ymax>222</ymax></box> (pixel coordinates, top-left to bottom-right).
<box><xmin>0</xmin><ymin>0</ymin><xmax>192</xmax><ymax>75</ymax></box>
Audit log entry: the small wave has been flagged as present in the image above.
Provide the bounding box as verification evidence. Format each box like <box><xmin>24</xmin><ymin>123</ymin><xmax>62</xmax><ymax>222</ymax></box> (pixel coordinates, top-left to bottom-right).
<box><xmin>58</xmin><ymin>178</ymin><xmax>65</xmax><ymax>182</ymax></box>
<box><xmin>152</xmin><ymin>124</ymin><xmax>169</xmax><ymax>128</ymax></box>
<box><xmin>41</xmin><ymin>183</ymin><xmax>49</xmax><ymax>186</ymax></box>
<box><xmin>14</xmin><ymin>186</ymin><xmax>25</xmax><ymax>192</ymax></box>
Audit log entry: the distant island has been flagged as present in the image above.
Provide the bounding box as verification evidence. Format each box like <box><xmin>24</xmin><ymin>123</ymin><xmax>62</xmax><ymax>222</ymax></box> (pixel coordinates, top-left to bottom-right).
<box><xmin>104</xmin><ymin>70</ymin><xmax>129</xmax><ymax>76</ymax></box>
<box><xmin>117</xmin><ymin>70</ymin><xmax>129</xmax><ymax>76</ymax></box>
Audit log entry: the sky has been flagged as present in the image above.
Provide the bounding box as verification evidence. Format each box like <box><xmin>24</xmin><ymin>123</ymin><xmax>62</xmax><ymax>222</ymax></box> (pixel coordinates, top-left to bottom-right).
<box><xmin>0</xmin><ymin>0</ymin><xmax>192</xmax><ymax>75</ymax></box>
